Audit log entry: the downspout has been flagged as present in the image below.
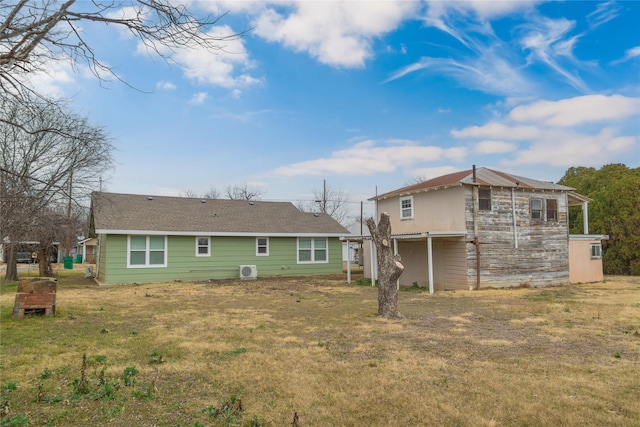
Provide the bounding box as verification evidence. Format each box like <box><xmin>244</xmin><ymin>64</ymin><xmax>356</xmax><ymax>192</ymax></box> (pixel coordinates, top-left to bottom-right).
<box><xmin>583</xmin><ymin>201</ymin><xmax>589</xmax><ymax>234</ymax></box>
<box><xmin>512</xmin><ymin>188</ymin><xmax>518</xmax><ymax>250</ymax></box>
<box><xmin>472</xmin><ymin>165</ymin><xmax>480</xmax><ymax>290</ymax></box>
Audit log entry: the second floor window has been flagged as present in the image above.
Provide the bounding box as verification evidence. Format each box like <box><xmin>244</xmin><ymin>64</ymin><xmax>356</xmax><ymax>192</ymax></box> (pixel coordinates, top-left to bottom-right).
<box><xmin>400</xmin><ymin>196</ymin><xmax>413</xmax><ymax>219</ymax></box>
<box><xmin>531</xmin><ymin>198</ymin><xmax>543</xmax><ymax>220</ymax></box>
<box><xmin>546</xmin><ymin>199</ymin><xmax>558</xmax><ymax>221</ymax></box>
<box><xmin>479</xmin><ymin>188</ymin><xmax>491</xmax><ymax>211</ymax></box>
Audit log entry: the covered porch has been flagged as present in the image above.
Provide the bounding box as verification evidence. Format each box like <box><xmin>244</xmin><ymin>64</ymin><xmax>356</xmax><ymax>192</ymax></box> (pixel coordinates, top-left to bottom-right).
<box><xmin>343</xmin><ymin>230</ymin><xmax>468</xmax><ymax>294</ymax></box>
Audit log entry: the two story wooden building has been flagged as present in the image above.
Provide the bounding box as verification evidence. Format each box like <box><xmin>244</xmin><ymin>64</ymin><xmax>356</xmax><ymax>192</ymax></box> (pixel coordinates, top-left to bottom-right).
<box><xmin>357</xmin><ymin>167</ymin><xmax>606</xmax><ymax>291</ymax></box>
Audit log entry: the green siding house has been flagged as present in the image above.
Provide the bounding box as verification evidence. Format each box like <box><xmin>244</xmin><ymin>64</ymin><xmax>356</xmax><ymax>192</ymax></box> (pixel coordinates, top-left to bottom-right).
<box><xmin>90</xmin><ymin>192</ymin><xmax>350</xmax><ymax>284</ymax></box>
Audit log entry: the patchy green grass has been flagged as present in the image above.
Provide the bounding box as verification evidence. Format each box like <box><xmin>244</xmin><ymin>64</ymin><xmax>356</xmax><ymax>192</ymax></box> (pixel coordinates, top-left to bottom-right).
<box><xmin>1</xmin><ymin>273</ymin><xmax>639</xmax><ymax>426</ymax></box>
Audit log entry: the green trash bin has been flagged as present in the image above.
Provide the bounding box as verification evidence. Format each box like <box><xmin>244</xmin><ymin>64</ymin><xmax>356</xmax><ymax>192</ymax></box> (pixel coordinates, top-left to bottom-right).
<box><xmin>63</xmin><ymin>256</ymin><xmax>73</xmax><ymax>270</ymax></box>
<box><xmin>76</xmin><ymin>254</ymin><xmax>83</xmax><ymax>264</ymax></box>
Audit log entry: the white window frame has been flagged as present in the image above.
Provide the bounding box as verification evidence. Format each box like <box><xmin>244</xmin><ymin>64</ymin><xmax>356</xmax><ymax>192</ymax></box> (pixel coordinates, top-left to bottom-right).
<box><xmin>256</xmin><ymin>237</ymin><xmax>269</xmax><ymax>256</ymax></box>
<box><xmin>195</xmin><ymin>237</ymin><xmax>210</xmax><ymax>257</ymax></box>
<box><xmin>297</xmin><ymin>238</ymin><xmax>328</xmax><ymax>264</ymax></box>
<box><xmin>127</xmin><ymin>235</ymin><xmax>167</xmax><ymax>268</ymax></box>
<box><xmin>400</xmin><ymin>196</ymin><xmax>414</xmax><ymax>220</ymax></box>
<box><xmin>590</xmin><ymin>243</ymin><xmax>602</xmax><ymax>259</ymax></box>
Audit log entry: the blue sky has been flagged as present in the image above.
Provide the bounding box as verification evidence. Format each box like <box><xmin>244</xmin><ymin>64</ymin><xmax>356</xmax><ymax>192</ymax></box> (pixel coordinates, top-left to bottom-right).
<box><xmin>31</xmin><ymin>0</ymin><xmax>640</xmax><ymax>225</ymax></box>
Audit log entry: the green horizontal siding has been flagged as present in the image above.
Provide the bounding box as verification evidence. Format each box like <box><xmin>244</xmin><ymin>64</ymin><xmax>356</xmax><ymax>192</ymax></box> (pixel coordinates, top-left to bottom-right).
<box><xmin>98</xmin><ymin>234</ymin><xmax>343</xmax><ymax>284</ymax></box>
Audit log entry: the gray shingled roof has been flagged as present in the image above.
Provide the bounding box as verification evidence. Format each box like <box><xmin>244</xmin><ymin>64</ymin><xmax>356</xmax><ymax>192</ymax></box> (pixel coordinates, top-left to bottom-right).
<box><xmin>373</xmin><ymin>167</ymin><xmax>575</xmax><ymax>200</ymax></box>
<box><xmin>91</xmin><ymin>192</ymin><xmax>350</xmax><ymax>236</ymax></box>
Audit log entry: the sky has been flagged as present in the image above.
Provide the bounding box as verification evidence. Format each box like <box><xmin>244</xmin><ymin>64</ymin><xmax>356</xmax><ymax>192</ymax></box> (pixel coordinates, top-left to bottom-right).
<box><xmin>28</xmin><ymin>0</ymin><xmax>640</xmax><ymax>228</ymax></box>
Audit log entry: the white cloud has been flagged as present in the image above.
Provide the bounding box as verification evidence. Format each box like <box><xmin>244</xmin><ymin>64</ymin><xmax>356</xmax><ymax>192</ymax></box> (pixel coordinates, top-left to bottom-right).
<box><xmin>518</xmin><ymin>17</ymin><xmax>589</xmax><ymax>93</ymax></box>
<box><xmin>252</xmin><ymin>1</ymin><xmax>418</xmax><ymax>68</ymax></box>
<box><xmin>189</xmin><ymin>91</ymin><xmax>208</xmax><ymax>104</ymax></box>
<box><xmin>510</xmin><ymin>128</ymin><xmax>637</xmax><ymax>166</ymax></box>
<box><xmin>586</xmin><ymin>0</ymin><xmax>621</xmax><ymax>29</ymax></box>
<box><xmin>385</xmin><ymin>52</ymin><xmax>534</xmax><ymax>97</ymax></box>
<box><xmin>18</xmin><ymin>52</ymin><xmax>78</xmax><ymax>97</ymax></box>
<box><xmin>136</xmin><ymin>24</ymin><xmax>261</xmax><ymax>88</ymax></box>
<box><xmin>508</xmin><ymin>95</ymin><xmax>640</xmax><ymax>126</ymax></box>
<box><xmin>452</xmin><ymin>121</ymin><xmax>541</xmax><ymax>140</ymax></box>
<box><xmin>410</xmin><ymin>165</ymin><xmax>463</xmax><ymax>181</ymax></box>
<box><xmin>452</xmin><ymin>94</ymin><xmax>639</xmax><ymax>169</ymax></box>
<box><xmin>273</xmin><ymin>139</ymin><xmax>467</xmax><ymax>177</ymax></box>
<box><xmin>157</xmin><ymin>81</ymin><xmax>177</xmax><ymax>90</ymax></box>
<box><xmin>475</xmin><ymin>140</ymin><xmax>517</xmax><ymax>154</ymax></box>
<box><xmin>612</xmin><ymin>46</ymin><xmax>640</xmax><ymax>64</ymax></box>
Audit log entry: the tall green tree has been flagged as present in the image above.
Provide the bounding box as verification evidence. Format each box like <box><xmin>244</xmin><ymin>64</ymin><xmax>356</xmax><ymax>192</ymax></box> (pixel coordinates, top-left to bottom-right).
<box><xmin>559</xmin><ymin>164</ymin><xmax>640</xmax><ymax>275</ymax></box>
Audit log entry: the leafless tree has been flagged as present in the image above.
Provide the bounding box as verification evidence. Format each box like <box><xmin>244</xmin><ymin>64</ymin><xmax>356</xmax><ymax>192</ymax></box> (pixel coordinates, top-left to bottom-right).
<box><xmin>180</xmin><ymin>186</ymin><xmax>220</xmax><ymax>199</ymax></box>
<box><xmin>0</xmin><ymin>0</ymin><xmax>243</xmax><ymax>101</ymax></box>
<box><xmin>202</xmin><ymin>185</ymin><xmax>220</xmax><ymax>199</ymax></box>
<box><xmin>179</xmin><ymin>188</ymin><xmax>199</xmax><ymax>198</ymax></box>
<box><xmin>0</xmin><ymin>95</ymin><xmax>113</xmax><ymax>281</ymax></box>
<box><xmin>224</xmin><ymin>183</ymin><xmax>264</xmax><ymax>201</ymax></box>
<box><xmin>406</xmin><ymin>175</ymin><xmax>427</xmax><ymax>185</ymax></box>
<box><xmin>367</xmin><ymin>212</ymin><xmax>404</xmax><ymax>319</ymax></box>
<box><xmin>296</xmin><ymin>181</ymin><xmax>352</xmax><ymax>227</ymax></box>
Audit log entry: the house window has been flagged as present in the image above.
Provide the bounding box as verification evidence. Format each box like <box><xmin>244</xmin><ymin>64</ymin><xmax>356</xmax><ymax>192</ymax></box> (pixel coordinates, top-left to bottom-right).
<box><xmin>400</xmin><ymin>196</ymin><xmax>414</xmax><ymax>219</ymax></box>
<box><xmin>196</xmin><ymin>237</ymin><xmax>210</xmax><ymax>256</ymax></box>
<box><xmin>297</xmin><ymin>238</ymin><xmax>328</xmax><ymax>263</ymax></box>
<box><xmin>546</xmin><ymin>199</ymin><xmax>558</xmax><ymax>221</ymax></box>
<box><xmin>256</xmin><ymin>237</ymin><xmax>269</xmax><ymax>256</ymax></box>
<box><xmin>531</xmin><ymin>198</ymin><xmax>543</xmax><ymax>220</ymax></box>
<box><xmin>128</xmin><ymin>236</ymin><xmax>166</xmax><ymax>268</ymax></box>
<box><xmin>590</xmin><ymin>243</ymin><xmax>602</xmax><ymax>259</ymax></box>
<box><xmin>479</xmin><ymin>188</ymin><xmax>491</xmax><ymax>211</ymax></box>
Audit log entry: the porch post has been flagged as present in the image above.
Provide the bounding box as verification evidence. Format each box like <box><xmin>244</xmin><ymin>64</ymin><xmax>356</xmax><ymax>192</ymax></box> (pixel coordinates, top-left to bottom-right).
<box><xmin>369</xmin><ymin>239</ymin><xmax>377</xmax><ymax>286</ymax></box>
<box><xmin>427</xmin><ymin>236</ymin><xmax>434</xmax><ymax>294</ymax></box>
<box><xmin>346</xmin><ymin>239</ymin><xmax>351</xmax><ymax>284</ymax></box>
<box><xmin>583</xmin><ymin>201</ymin><xmax>589</xmax><ymax>234</ymax></box>
<box><xmin>394</xmin><ymin>238</ymin><xmax>399</xmax><ymax>290</ymax></box>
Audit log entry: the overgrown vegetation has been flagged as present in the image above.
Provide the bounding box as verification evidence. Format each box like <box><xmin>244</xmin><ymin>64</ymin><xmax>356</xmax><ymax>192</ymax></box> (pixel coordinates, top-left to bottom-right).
<box><xmin>559</xmin><ymin>163</ymin><xmax>640</xmax><ymax>275</ymax></box>
<box><xmin>1</xmin><ymin>273</ymin><xmax>639</xmax><ymax>425</ymax></box>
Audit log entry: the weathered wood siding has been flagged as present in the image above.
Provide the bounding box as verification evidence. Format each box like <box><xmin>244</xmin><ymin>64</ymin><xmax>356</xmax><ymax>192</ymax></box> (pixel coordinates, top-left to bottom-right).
<box><xmin>465</xmin><ymin>187</ymin><xmax>570</xmax><ymax>288</ymax></box>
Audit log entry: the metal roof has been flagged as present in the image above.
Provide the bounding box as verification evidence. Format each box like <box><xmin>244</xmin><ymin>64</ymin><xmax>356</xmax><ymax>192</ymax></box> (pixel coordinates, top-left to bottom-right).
<box><xmin>372</xmin><ymin>167</ymin><xmax>576</xmax><ymax>200</ymax></box>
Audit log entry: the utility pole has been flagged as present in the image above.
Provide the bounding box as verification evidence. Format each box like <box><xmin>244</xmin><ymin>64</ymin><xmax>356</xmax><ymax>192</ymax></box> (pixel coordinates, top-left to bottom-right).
<box><xmin>322</xmin><ymin>179</ymin><xmax>327</xmax><ymax>214</ymax></box>
<box><xmin>65</xmin><ymin>171</ymin><xmax>72</xmax><ymax>257</ymax></box>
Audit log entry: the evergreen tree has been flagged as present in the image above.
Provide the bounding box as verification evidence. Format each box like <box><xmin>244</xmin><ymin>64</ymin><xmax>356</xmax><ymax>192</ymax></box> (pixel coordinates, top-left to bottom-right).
<box><xmin>559</xmin><ymin>164</ymin><xmax>640</xmax><ymax>275</ymax></box>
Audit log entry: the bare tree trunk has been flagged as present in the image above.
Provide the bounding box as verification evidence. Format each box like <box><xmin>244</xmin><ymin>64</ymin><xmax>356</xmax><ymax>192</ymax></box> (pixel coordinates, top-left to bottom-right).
<box><xmin>366</xmin><ymin>212</ymin><xmax>404</xmax><ymax>319</ymax></box>
<box><xmin>5</xmin><ymin>241</ymin><xmax>19</xmax><ymax>282</ymax></box>
<box><xmin>38</xmin><ymin>244</ymin><xmax>53</xmax><ymax>277</ymax></box>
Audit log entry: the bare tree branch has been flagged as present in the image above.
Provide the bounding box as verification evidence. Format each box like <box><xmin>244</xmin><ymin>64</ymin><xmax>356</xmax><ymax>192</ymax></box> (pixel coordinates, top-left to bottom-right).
<box><xmin>1</xmin><ymin>0</ymin><xmax>245</xmax><ymax>98</ymax></box>
<box><xmin>224</xmin><ymin>183</ymin><xmax>264</xmax><ymax>201</ymax></box>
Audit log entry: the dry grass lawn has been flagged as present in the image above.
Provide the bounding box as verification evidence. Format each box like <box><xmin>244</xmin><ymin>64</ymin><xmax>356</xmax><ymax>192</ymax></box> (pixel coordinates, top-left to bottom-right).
<box><xmin>0</xmin><ymin>272</ymin><xmax>639</xmax><ymax>426</ymax></box>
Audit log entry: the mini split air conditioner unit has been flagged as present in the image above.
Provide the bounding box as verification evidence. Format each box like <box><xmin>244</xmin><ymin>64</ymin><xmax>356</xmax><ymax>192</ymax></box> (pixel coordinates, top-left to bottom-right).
<box><xmin>239</xmin><ymin>265</ymin><xmax>257</xmax><ymax>280</ymax></box>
